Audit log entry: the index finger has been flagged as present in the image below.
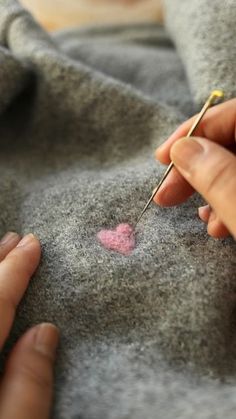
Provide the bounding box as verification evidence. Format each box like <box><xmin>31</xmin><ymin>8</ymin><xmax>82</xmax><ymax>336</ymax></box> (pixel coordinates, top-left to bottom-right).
<box><xmin>0</xmin><ymin>234</ymin><xmax>41</xmax><ymax>349</ymax></box>
<box><xmin>156</xmin><ymin>98</ymin><xmax>236</xmax><ymax>165</ymax></box>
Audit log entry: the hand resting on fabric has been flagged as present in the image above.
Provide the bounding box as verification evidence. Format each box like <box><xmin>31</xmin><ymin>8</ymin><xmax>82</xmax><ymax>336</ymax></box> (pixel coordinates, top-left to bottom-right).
<box><xmin>155</xmin><ymin>99</ymin><xmax>236</xmax><ymax>239</ymax></box>
<box><xmin>0</xmin><ymin>233</ymin><xmax>59</xmax><ymax>419</ymax></box>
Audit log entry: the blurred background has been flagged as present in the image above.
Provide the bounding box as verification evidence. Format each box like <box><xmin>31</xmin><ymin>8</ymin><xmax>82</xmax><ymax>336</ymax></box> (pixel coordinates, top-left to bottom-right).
<box><xmin>20</xmin><ymin>0</ymin><xmax>163</xmax><ymax>31</ymax></box>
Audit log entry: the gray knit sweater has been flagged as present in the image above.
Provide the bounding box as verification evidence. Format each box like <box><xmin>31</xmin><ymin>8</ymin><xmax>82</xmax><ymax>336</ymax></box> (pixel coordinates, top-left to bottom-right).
<box><xmin>0</xmin><ymin>0</ymin><xmax>236</xmax><ymax>418</ymax></box>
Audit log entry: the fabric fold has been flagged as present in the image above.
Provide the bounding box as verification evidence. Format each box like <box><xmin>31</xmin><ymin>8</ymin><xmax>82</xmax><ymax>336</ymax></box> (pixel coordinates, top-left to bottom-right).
<box><xmin>0</xmin><ymin>46</ymin><xmax>30</xmax><ymax>113</ymax></box>
<box><xmin>164</xmin><ymin>0</ymin><xmax>236</xmax><ymax>104</ymax></box>
<box><xmin>0</xmin><ymin>1</ymin><xmax>235</xmax><ymax>419</ymax></box>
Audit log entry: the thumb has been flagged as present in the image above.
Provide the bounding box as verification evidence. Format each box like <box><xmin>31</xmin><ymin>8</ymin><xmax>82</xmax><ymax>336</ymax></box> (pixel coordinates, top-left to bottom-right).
<box><xmin>0</xmin><ymin>323</ymin><xmax>59</xmax><ymax>419</ymax></box>
<box><xmin>170</xmin><ymin>137</ymin><xmax>236</xmax><ymax>238</ymax></box>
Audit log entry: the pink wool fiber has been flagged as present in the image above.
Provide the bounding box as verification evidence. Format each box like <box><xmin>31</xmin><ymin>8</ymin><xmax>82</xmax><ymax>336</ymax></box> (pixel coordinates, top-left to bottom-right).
<box><xmin>97</xmin><ymin>223</ymin><xmax>135</xmax><ymax>256</ymax></box>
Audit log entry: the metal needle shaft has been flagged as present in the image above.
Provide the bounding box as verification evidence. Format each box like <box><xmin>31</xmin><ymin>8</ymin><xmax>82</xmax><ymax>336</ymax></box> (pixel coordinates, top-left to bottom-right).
<box><xmin>135</xmin><ymin>90</ymin><xmax>224</xmax><ymax>228</ymax></box>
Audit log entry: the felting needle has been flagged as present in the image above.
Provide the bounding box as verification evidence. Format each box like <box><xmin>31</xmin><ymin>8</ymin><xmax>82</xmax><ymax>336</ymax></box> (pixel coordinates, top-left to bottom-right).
<box><xmin>135</xmin><ymin>90</ymin><xmax>224</xmax><ymax>228</ymax></box>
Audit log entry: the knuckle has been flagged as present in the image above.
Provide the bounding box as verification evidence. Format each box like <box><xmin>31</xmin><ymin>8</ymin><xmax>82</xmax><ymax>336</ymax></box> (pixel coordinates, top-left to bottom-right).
<box><xmin>204</xmin><ymin>160</ymin><xmax>234</xmax><ymax>197</ymax></box>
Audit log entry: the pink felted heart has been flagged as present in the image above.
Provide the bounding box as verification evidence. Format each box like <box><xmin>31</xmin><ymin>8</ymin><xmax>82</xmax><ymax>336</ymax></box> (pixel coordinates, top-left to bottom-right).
<box><xmin>97</xmin><ymin>223</ymin><xmax>135</xmax><ymax>256</ymax></box>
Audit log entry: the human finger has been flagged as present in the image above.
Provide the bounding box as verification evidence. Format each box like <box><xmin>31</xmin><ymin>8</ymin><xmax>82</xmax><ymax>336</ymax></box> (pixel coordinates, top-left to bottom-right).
<box><xmin>0</xmin><ymin>232</ymin><xmax>21</xmax><ymax>262</ymax></box>
<box><xmin>153</xmin><ymin>166</ymin><xmax>194</xmax><ymax>206</ymax></box>
<box><xmin>198</xmin><ymin>205</ymin><xmax>230</xmax><ymax>238</ymax></box>
<box><xmin>207</xmin><ymin>211</ymin><xmax>231</xmax><ymax>239</ymax></box>
<box><xmin>0</xmin><ymin>323</ymin><xmax>59</xmax><ymax>419</ymax></box>
<box><xmin>170</xmin><ymin>137</ymin><xmax>236</xmax><ymax>237</ymax></box>
<box><xmin>0</xmin><ymin>234</ymin><xmax>41</xmax><ymax>349</ymax></box>
<box><xmin>198</xmin><ymin>204</ymin><xmax>211</xmax><ymax>223</ymax></box>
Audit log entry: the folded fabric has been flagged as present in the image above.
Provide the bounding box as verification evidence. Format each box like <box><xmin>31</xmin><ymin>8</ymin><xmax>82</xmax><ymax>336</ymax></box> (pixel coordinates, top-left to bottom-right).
<box><xmin>164</xmin><ymin>0</ymin><xmax>236</xmax><ymax>104</ymax></box>
<box><xmin>0</xmin><ymin>1</ymin><xmax>235</xmax><ymax>418</ymax></box>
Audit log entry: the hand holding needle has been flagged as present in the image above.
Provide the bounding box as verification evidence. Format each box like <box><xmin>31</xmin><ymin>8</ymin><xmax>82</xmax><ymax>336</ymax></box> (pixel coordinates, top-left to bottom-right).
<box><xmin>135</xmin><ymin>90</ymin><xmax>225</xmax><ymax>228</ymax></box>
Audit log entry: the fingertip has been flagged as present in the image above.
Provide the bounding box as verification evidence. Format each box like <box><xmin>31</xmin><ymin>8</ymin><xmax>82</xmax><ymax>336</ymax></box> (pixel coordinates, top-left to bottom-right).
<box><xmin>15</xmin><ymin>233</ymin><xmax>41</xmax><ymax>262</ymax></box>
<box><xmin>207</xmin><ymin>219</ymin><xmax>230</xmax><ymax>239</ymax></box>
<box><xmin>16</xmin><ymin>233</ymin><xmax>40</xmax><ymax>249</ymax></box>
<box><xmin>153</xmin><ymin>184</ymin><xmax>182</xmax><ymax>207</ymax></box>
<box><xmin>155</xmin><ymin>145</ymin><xmax>170</xmax><ymax>165</ymax></box>
<box><xmin>6</xmin><ymin>323</ymin><xmax>60</xmax><ymax>373</ymax></box>
<box><xmin>0</xmin><ymin>232</ymin><xmax>21</xmax><ymax>262</ymax></box>
<box><xmin>153</xmin><ymin>188</ymin><xmax>167</xmax><ymax>207</ymax></box>
<box><xmin>1</xmin><ymin>233</ymin><xmax>42</xmax><ymax>294</ymax></box>
<box><xmin>198</xmin><ymin>205</ymin><xmax>211</xmax><ymax>223</ymax></box>
<box><xmin>154</xmin><ymin>169</ymin><xmax>194</xmax><ymax>207</ymax></box>
<box><xmin>0</xmin><ymin>232</ymin><xmax>20</xmax><ymax>246</ymax></box>
<box><xmin>34</xmin><ymin>323</ymin><xmax>60</xmax><ymax>360</ymax></box>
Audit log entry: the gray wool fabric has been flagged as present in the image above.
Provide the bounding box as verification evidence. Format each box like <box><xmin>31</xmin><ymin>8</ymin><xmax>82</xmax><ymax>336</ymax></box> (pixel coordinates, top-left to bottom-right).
<box><xmin>0</xmin><ymin>0</ymin><xmax>236</xmax><ymax>418</ymax></box>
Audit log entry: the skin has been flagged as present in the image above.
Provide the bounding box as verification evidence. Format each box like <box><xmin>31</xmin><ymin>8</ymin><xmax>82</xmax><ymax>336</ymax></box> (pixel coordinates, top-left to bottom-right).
<box><xmin>0</xmin><ymin>101</ymin><xmax>234</xmax><ymax>417</ymax></box>
<box><xmin>0</xmin><ymin>232</ymin><xmax>59</xmax><ymax>419</ymax></box>
<box><xmin>155</xmin><ymin>98</ymin><xmax>236</xmax><ymax>239</ymax></box>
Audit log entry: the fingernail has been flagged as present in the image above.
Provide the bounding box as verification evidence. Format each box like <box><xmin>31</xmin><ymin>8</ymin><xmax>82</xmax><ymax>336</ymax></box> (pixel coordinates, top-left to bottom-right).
<box><xmin>16</xmin><ymin>233</ymin><xmax>36</xmax><ymax>248</ymax></box>
<box><xmin>0</xmin><ymin>232</ymin><xmax>18</xmax><ymax>245</ymax></box>
<box><xmin>170</xmin><ymin>138</ymin><xmax>205</xmax><ymax>173</ymax></box>
<box><xmin>199</xmin><ymin>204</ymin><xmax>210</xmax><ymax>210</ymax></box>
<box><xmin>198</xmin><ymin>205</ymin><xmax>210</xmax><ymax>222</ymax></box>
<box><xmin>198</xmin><ymin>204</ymin><xmax>210</xmax><ymax>214</ymax></box>
<box><xmin>35</xmin><ymin>323</ymin><xmax>59</xmax><ymax>359</ymax></box>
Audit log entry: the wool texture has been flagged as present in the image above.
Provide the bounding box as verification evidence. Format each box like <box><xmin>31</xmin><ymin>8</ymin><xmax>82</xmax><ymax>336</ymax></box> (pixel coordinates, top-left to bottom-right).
<box><xmin>0</xmin><ymin>1</ymin><xmax>236</xmax><ymax>418</ymax></box>
<box><xmin>164</xmin><ymin>0</ymin><xmax>236</xmax><ymax>104</ymax></box>
<box><xmin>97</xmin><ymin>223</ymin><xmax>135</xmax><ymax>255</ymax></box>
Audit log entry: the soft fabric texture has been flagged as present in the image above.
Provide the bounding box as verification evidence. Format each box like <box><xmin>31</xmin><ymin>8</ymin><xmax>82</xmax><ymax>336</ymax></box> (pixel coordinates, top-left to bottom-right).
<box><xmin>97</xmin><ymin>223</ymin><xmax>135</xmax><ymax>255</ymax></box>
<box><xmin>0</xmin><ymin>0</ymin><xmax>235</xmax><ymax>418</ymax></box>
<box><xmin>164</xmin><ymin>0</ymin><xmax>236</xmax><ymax>104</ymax></box>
